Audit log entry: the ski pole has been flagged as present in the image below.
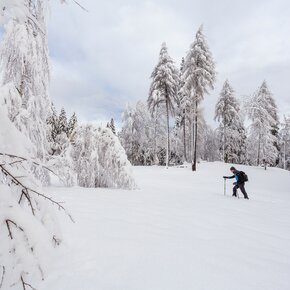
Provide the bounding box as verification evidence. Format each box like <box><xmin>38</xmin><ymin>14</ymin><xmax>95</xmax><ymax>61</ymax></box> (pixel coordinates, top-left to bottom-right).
<box><xmin>224</xmin><ymin>178</ymin><xmax>226</xmax><ymax>196</ymax></box>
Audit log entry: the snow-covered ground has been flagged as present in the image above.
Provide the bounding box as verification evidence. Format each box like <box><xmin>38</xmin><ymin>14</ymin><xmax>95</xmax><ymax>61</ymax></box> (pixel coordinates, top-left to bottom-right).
<box><xmin>40</xmin><ymin>162</ymin><xmax>290</xmax><ymax>290</ymax></box>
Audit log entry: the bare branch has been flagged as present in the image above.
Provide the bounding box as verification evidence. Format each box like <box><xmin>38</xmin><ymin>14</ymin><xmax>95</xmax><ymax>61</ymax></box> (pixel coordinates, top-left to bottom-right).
<box><xmin>6</xmin><ymin>219</ymin><xmax>25</xmax><ymax>240</ymax></box>
<box><xmin>72</xmin><ymin>0</ymin><xmax>89</xmax><ymax>12</ymax></box>
<box><xmin>5</xmin><ymin>220</ymin><xmax>13</xmax><ymax>240</ymax></box>
<box><xmin>0</xmin><ymin>266</ymin><xmax>5</xmax><ymax>289</ymax></box>
<box><xmin>21</xmin><ymin>276</ymin><xmax>37</xmax><ymax>290</ymax></box>
<box><xmin>0</xmin><ymin>153</ymin><xmax>62</xmax><ymax>180</ymax></box>
<box><xmin>0</xmin><ymin>164</ymin><xmax>74</xmax><ymax>222</ymax></box>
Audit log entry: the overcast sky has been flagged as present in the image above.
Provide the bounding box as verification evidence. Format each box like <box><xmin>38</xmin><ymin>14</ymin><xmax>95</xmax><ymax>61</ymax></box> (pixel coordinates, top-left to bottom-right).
<box><xmin>48</xmin><ymin>0</ymin><xmax>290</xmax><ymax>128</ymax></box>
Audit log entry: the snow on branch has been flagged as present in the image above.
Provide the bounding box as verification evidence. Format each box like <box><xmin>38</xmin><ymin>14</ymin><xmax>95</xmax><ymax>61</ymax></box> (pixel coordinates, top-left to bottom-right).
<box><xmin>0</xmin><ymin>161</ymin><xmax>74</xmax><ymax>222</ymax></box>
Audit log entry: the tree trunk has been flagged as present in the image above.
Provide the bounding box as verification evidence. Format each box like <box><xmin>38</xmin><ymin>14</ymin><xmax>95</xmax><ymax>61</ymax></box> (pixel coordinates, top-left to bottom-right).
<box><xmin>166</xmin><ymin>98</ymin><xmax>170</xmax><ymax>168</ymax></box>
<box><xmin>131</xmin><ymin>126</ymin><xmax>134</xmax><ymax>165</ymax></box>
<box><xmin>223</xmin><ymin>124</ymin><xmax>225</xmax><ymax>163</ymax></box>
<box><xmin>189</xmin><ymin>116</ymin><xmax>193</xmax><ymax>162</ymax></box>
<box><xmin>257</xmin><ymin>131</ymin><xmax>261</xmax><ymax>166</ymax></box>
<box><xmin>192</xmin><ymin>100</ymin><xmax>198</xmax><ymax>171</ymax></box>
<box><xmin>153</xmin><ymin>108</ymin><xmax>158</xmax><ymax>165</ymax></box>
<box><xmin>183</xmin><ymin>116</ymin><xmax>187</xmax><ymax>162</ymax></box>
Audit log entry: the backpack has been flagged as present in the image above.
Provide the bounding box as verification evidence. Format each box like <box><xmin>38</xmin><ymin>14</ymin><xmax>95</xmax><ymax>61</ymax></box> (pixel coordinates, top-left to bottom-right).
<box><xmin>239</xmin><ymin>171</ymin><xmax>248</xmax><ymax>182</ymax></box>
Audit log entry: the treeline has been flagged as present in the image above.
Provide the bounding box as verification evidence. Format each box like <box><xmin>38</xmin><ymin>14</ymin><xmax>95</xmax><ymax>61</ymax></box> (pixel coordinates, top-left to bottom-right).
<box><xmin>119</xmin><ymin>27</ymin><xmax>290</xmax><ymax>171</ymax></box>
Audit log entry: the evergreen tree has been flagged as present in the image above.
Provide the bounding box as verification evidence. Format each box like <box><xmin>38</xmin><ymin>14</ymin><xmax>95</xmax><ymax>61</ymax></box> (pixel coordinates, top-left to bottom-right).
<box><xmin>59</xmin><ymin>107</ymin><xmax>68</xmax><ymax>134</ymax></box>
<box><xmin>214</xmin><ymin>80</ymin><xmax>246</xmax><ymax>163</ymax></box>
<box><xmin>148</xmin><ymin>42</ymin><xmax>180</xmax><ymax>168</ymax></box>
<box><xmin>177</xmin><ymin>56</ymin><xmax>190</xmax><ymax>162</ymax></box>
<box><xmin>67</xmin><ymin>112</ymin><xmax>78</xmax><ymax>137</ymax></box>
<box><xmin>246</xmin><ymin>81</ymin><xmax>279</xmax><ymax>169</ymax></box>
<box><xmin>109</xmin><ymin>118</ymin><xmax>116</xmax><ymax>135</ymax></box>
<box><xmin>182</xmin><ymin>26</ymin><xmax>216</xmax><ymax>171</ymax></box>
<box><xmin>47</xmin><ymin>104</ymin><xmax>59</xmax><ymax>141</ymax></box>
<box><xmin>259</xmin><ymin>81</ymin><xmax>280</xmax><ymax>164</ymax></box>
<box><xmin>280</xmin><ymin>115</ymin><xmax>290</xmax><ymax>170</ymax></box>
<box><xmin>120</xmin><ymin>102</ymin><xmax>166</xmax><ymax>166</ymax></box>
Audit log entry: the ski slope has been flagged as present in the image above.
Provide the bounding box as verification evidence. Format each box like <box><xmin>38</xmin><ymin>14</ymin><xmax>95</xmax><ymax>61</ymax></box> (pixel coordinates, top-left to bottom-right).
<box><xmin>40</xmin><ymin>162</ymin><xmax>290</xmax><ymax>290</ymax></box>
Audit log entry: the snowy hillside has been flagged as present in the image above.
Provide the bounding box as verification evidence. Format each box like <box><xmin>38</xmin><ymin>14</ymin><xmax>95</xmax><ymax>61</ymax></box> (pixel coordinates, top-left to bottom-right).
<box><xmin>39</xmin><ymin>162</ymin><xmax>290</xmax><ymax>290</ymax></box>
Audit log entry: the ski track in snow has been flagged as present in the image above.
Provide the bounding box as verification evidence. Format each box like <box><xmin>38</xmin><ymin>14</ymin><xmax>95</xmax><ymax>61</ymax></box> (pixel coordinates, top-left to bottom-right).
<box><xmin>40</xmin><ymin>162</ymin><xmax>290</xmax><ymax>290</ymax></box>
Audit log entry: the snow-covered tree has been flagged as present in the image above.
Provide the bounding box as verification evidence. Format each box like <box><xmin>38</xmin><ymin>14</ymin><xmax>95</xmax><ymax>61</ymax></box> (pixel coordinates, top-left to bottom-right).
<box><xmin>107</xmin><ymin>118</ymin><xmax>116</xmax><ymax>135</ymax></box>
<box><xmin>67</xmin><ymin>112</ymin><xmax>78</xmax><ymax>138</ymax></box>
<box><xmin>0</xmin><ymin>2</ymin><xmax>80</xmax><ymax>287</ymax></box>
<box><xmin>0</xmin><ymin>0</ymin><xmax>51</xmax><ymax>162</ymax></box>
<box><xmin>72</xmin><ymin>125</ymin><xmax>136</xmax><ymax>189</ymax></box>
<box><xmin>0</xmin><ymin>101</ymin><xmax>73</xmax><ymax>290</ymax></box>
<box><xmin>280</xmin><ymin>115</ymin><xmax>290</xmax><ymax>170</ymax></box>
<box><xmin>176</xmin><ymin>57</ymin><xmax>190</xmax><ymax>162</ymax></box>
<box><xmin>182</xmin><ymin>26</ymin><xmax>216</xmax><ymax>171</ymax></box>
<box><xmin>119</xmin><ymin>102</ymin><xmax>166</xmax><ymax>166</ymax></box>
<box><xmin>59</xmin><ymin>107</ymin><xmax>68</xmax><ymax>135</ymax></box>
<box><xmin>148</xmin><ymin>42</ymin><xmax>180</xmax><ymax>168</ymax></box>
<box><xmin>215</xmin><ymin>80</ymin><xmax>247</xmax><ymax>164</ymax></box>
<box><xmin>260</xmin><ymin>81</ymin><xmax>280</xmax><ymax>164</ymax></box>
<box><xmin>202</xmin><ymin>125</ymin><xmax>219</xmax><ymax>162</ymax></box>
<box><xmin>246</xmin><ymin>81</ymin><xmax>279</xmax><ymax>169</ymax></box>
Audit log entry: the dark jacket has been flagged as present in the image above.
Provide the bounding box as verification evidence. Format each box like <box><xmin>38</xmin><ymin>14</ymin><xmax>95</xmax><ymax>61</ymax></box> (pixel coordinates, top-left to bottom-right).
<box><xmin>226</xmin><ymin>170</ymin><xmax>244</xmax><ymax>184</ymax></box>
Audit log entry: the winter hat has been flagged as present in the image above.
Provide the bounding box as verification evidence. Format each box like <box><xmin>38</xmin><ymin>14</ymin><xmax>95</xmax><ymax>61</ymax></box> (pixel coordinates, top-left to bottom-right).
<box><xmin>230</xmin><ymin>166</ymin><xmax>236</xmax><ymax>171</ymax></box>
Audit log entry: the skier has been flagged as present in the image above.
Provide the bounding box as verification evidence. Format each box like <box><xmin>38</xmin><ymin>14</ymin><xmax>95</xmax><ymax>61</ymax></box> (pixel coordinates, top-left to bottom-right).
<box><xmin>223</xmin><ymin>166</ymin><xmax>249</xmax><ymax>199</ymax></box>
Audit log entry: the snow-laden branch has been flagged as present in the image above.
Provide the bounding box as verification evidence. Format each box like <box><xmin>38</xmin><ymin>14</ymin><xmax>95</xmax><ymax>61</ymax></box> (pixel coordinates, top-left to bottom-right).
<box><xmin>0</xmin><ymin>152</ymin><xmax>64</xmax><ymax>182</ymax></box>
<box><xmin>0</xmin><ymin>163</ymin><xmax>74</xmax><ymax>223</ymax></box>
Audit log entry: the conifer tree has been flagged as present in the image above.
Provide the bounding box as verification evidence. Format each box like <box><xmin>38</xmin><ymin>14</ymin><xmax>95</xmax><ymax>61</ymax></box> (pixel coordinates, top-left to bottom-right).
<box><xmin>59</xmin><ymin>107</ymin><xmax>68</xmax><ymax>134</ymax></box>
<box><xmin>148</xmin><ymin>43</ymin><xmax>179</xmax><ymax>168</ymax></box>
<box><xmin>182</xmin><ymin>26</ymin><xmax>216</xmax><ymax>171</ymax></box>
<box><xmin>215</xmin><ymin>80</ymin><xmax>246</xmax><ymax>163</ymax></box>
<box><xmin>110</xmin><ymin>118</ymin><xmax>116</xmax><ymax>135</ymax></box>
<box><xmin>67</xmin><ymin>112</ymin><xmax>78</xmax><ymax>137</ymax></box>
<box><xmin>280</xmin><ymin>115</ymin><xmax>290</xmax><ymax>170</ymax></box>
<box><xmin>247</xmin><ymin>81</ymin><xmax>279</xmax><ymax>168</ymax></box>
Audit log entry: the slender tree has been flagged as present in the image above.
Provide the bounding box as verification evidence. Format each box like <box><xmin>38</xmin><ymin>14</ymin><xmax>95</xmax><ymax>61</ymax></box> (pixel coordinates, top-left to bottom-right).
<box><xmin>148</xmin><ymin>43</ymin><xmax>179</xmax><ymax>168</ymax></box>
<box><xmin>67</xmin><ymin>112</ymin><xmax>78</xmax><ymax>137</ymax></box>
<box><xmin>280</xmin><ymin>115</ymin><xmax>290</xmax><ymax>170</ymax></box>
<box><xmin>109</xmin><ymin>118</ymin><xmax>116</xmax><ymax>135</ymax></box>
<box><xmin>182</xmin><ymin>26</ymin><xmax>216</xmax><ymax>171</ymax></box>
<box><xmin>59</xmin><ymin>107</ymin><xmax>68</xmax><ymax>134</ymax></box>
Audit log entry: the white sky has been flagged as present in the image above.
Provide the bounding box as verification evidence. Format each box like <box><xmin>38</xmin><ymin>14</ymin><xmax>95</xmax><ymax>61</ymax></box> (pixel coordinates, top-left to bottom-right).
<box><xmin>48</xmin><ymin>0</ymin><xmax>290</xmax><ymax>127</ymax></box>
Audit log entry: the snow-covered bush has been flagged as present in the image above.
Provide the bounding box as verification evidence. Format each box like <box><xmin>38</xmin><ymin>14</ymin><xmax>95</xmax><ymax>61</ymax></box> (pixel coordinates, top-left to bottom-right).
<box><xmin>72</xmin><ymin>125</ymin><xmax>137</xmax><ymax>189</ymax></box>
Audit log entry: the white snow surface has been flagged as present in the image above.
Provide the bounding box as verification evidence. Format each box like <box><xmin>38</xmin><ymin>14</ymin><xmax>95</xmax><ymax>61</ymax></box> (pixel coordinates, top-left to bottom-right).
<box><xmin>39</xmin><ymin>162</ymin><xmax>290</xmax><ymax>290</ymax></box>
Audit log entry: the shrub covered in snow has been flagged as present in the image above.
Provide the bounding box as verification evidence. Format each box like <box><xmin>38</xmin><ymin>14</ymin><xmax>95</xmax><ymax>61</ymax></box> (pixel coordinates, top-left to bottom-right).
<box><xmin>71</xmin><ymin>124</ymin><xmax>137</xmax><ymax>189</ymax></box>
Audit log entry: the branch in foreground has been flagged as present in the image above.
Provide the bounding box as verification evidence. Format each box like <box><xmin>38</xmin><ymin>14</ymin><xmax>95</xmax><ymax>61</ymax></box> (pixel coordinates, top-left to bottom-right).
<box><xmin>0</xmin><ymin>153</ymin><xmax>63</xmax><ymax>182</ymax></box>
<box><xmin>0</xmin><ymin>164</ymin><xmax>74</xmax><ymax>223</ymax></box>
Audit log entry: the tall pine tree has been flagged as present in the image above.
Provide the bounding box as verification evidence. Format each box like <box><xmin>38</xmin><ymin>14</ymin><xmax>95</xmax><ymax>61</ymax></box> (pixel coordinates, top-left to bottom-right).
<box><xmin>247</xmin><ymin>81</ymin><xmax>279</xmax><ymax>168</ymax></box>
<box><xmin>148</xmin><ymin>43</ymin><xmax>179</xmax><ymax>168</ymax></box>
<box><xmin>182</xmin><ymin>26</ymin><xmax>216</xmax><ymax>171</ymax></box>
<box><xmin>214</xmin><ymin>80</ymin><xmax>246</xmax><ymax>164</ymax></box>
